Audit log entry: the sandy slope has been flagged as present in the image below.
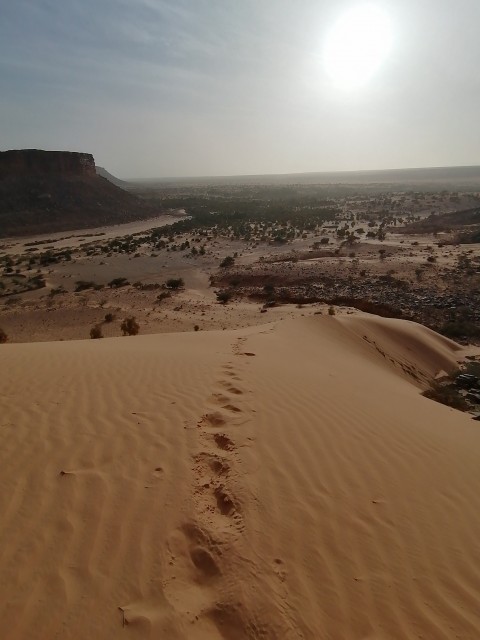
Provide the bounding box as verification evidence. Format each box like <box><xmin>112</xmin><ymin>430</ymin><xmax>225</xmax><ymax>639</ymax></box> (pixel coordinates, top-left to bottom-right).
<box><xmin>1</xmin><ymin>315</ymin><xmax>480</xmax><ymax>639</ymax></box>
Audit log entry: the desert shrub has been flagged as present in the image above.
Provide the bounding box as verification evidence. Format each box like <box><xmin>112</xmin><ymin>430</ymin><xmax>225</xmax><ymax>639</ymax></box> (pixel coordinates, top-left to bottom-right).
<box><xmin>27</xmin><ymin>275</ymin><xmax>46</xmax><ymax>289</ymax></box>
<box><xmin>156</xmin><ymin>291</ymin><xmax>172</xmax><ymax>302</ymax></box>
<box><xmin>49</xmin><ymin>286</ymin><xmax>66</xmax><ymax>296</ymax></box>
<box><xmin>165</xmin><ymin>278</ymin><xmax>184</xmax><ymax>290</ymax></box>
<box><xmin>104</xmin><ymin>313</ymin><xmax>115</xmax><ymax>323</ymax></box>
<box><xmin>90</xmin><ymin>325</ymin><xmax>103</xmax><ymax>339</ymax></box>
<box><xmin>220</xmin><ymin>256</ymin><xmax>235</xmax><ymax>268</ymax></box>
<box><xmin>216</xmin><ymin>290</ymin><xmax>233</xmax><ymax>304</ymax></box>
<box><xmin>121</xmin><ymin>317</ymin><xmax>139</xmax><ymax>336</ymax></box>
<box><xmin>194</xmin><ymin>325</ymin><xmax>200</xmax><ymax>331</ymax></box>
<box><xmin>0</xmin><ymin>328</ymin><xmax>7</xmax><ymax>343</ymax></box>
<box><xmin>133</xmin><ymin>282</ymin><xmax>160</xmax><ymax>291</ymax></box>
<box><xmin>422</xmin><ymin>383</ymin><xmax>469</xmax><ymax>411</ymax></box>
<box><xmin>75</xmin><ymin>280</ymin><xmax>101</xmax><ymax>292</ymax></box>
<box><xmin>108</xmin><ymin>277</ymin><xmax>130</xmax><ymax>288</ymax></box>
<box><xmin>328</xmin><ymin>305</ymin><xmax>336</xmax><ymax>316</ymax></box>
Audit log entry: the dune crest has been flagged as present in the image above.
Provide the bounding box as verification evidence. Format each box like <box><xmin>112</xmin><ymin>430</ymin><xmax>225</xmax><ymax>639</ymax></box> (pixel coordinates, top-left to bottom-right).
<box><xmin>1</xmin><ymin>314</ymin><xmax>480</xmax><ymax>639</ymax></box>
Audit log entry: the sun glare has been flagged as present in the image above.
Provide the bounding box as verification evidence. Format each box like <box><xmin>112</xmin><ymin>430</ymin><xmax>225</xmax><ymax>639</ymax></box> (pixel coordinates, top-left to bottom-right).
<box><xmin>323</xmin><ymin>3</ymin><xmax>393</xmax><ymax>90</ymax></box>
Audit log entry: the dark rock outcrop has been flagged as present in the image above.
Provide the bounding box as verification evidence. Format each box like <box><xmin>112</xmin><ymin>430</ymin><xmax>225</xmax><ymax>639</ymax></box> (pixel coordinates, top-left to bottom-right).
<box><xmin>0</xmin><ymin>149</ymin><xmax>159</xmax><ymax>237</ymax></box>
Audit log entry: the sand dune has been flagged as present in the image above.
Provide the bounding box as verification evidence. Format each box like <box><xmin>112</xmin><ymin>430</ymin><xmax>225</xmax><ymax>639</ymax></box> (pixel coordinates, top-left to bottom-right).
<box><xmin>1</xmin><ymin>315</ymin><xmax>480</xmax><ymax>639</ymax></box>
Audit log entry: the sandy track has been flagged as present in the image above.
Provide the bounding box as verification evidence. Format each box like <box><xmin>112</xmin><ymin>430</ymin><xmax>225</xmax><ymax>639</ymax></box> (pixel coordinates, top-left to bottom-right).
<box><xmin>1</xmin><ymin>316</ymin><xmax>480</xmax><ymax>639</ymax></box>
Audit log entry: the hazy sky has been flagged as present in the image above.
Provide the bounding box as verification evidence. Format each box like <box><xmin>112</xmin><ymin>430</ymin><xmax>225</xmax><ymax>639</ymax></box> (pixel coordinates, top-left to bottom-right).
<box><xmin>1</xmin><ymin>0</ymin><xmax>479</xmax><ymax>178</ymax></box>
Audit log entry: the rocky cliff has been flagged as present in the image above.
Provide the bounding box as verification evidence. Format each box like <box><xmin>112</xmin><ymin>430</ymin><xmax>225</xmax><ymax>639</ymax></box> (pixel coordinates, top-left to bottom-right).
<box><xmin>0</xmin><ymin>149</ymin><xmax>96</xmax><ymax>178</ymax></box>
<box><xmin>0</xmin><ymin>149</ymin><xmax>159</xmax><ymax>237</ymax></box>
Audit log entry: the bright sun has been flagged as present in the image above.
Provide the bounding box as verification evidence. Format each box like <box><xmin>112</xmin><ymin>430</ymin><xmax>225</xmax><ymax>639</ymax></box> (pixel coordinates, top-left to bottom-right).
<box><xmin>323</xmin><ymin>3</ymin><xmax>393</xmax><ymax>90</ymax></box>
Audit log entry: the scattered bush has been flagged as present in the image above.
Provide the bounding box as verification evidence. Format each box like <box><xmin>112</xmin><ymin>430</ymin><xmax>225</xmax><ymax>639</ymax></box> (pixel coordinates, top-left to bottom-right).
<box><xmin>328</xmin><ymin>305</ymin><xmax>336</xmax><ymax>316</ymax></box>
<box><xmin>133</xmin><ymin>282</ymin><xmax>161</xmax><ymax>291</ymax></box>
<box><xmin>49</xmin><ymin>286</ymin><xmax>67</xmax><ymax>296</ymax></box>
<box><xmin>121</xmin><ymin>317</ymin><xmax>139</xmax><ymax>336</ymax></box>
<box><xmin>220</xmin><ymin>256</ymin><xmax>235</xmax><ymax>268</ymax></box>
<box><xmin>75</xmin><ymin>280</ymin><xmax>102</xmax><ymax>292</ymax></box>
<box><xmin>216</xmin><ymin>290</ymin><xmax>233</xmax><ymax>304</ymax></box>
<box><xmin>27</xmin><ymin>274</ymin><xmax>46</xmax><ymax>289</ymax></box>
<box><xmin>0</xmin><ymin>328</ymin><xmax>7</xmax><ymax>343</ymax></box>
<box><xmin>104</xmin><ymin>313</ymin><xmax>115</xmax><ymax>323</ymax></box>
<box><xmin>108</xmin><ymin>277</ymin><xmax>130</xmax><ymax>288</ymax></box>
<box><xmin>194</xmin><ymin>325</ymin><xmax>200</xmax><ymax>331</ymax></box>
<box><xmin>90</xmin><ymin>325</ymin><xmax>103</xmax><ymax>339</ymax></box>
<box><xmin>165</xmin><ymin>278</ymin><xmax>184</xmax><ymax>290</ymax></box>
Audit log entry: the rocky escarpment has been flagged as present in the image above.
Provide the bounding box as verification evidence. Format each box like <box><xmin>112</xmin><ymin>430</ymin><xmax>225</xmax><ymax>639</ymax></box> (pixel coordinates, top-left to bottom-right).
<box><xmin>0</xmin><ymin>150</ymin><xmax>96</xmax><ymax>178</ymax></box>
<box><xmin>0</xmin><ymin>149</ymin><xmax>159</xmax><ymax>237</ymax></box>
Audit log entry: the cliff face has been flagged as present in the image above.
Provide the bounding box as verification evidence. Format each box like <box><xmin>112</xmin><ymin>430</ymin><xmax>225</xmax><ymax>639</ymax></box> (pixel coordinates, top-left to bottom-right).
<box><xmin>0</xmin><ymin>149</ymin><xmax>96</xmax><ymax>178</ymax></box>
<box><xmin>0</xmin><ymin>149</ymin><xmax>159</xmax><ymax>237</ymax></box>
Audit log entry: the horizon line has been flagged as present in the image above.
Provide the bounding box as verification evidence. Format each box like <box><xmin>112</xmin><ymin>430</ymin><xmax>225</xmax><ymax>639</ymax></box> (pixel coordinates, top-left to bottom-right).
<box><xmin>122</xmin><ymin>163</ymin><xmax>480</xmax><ymax>183</ymax></box>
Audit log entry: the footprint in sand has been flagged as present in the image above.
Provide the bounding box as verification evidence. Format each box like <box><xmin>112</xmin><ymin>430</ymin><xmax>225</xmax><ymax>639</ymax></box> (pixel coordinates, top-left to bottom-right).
<box><xmin>273</xmin><ymin>558</ymin><xmax>287</xmax><ymax>582</ymax></box>
<box><xmin>199</xmin><ymin>411</ymin><xmax>227</xmax><ymax>428</ymax></box>
<box><xmin>213</xmin><ymin>433</ymin><xmax>235</xmax><ymax>451</ymax></box>
<box><xmin>214</xmin><ymin>486</ymin><xmax>236</xmax><ymax>516</ymax></box>
<box><xmin>122</xmin><ymin>524</ymin><xmax>224</xmax><ymax>630</ymax></box>
<box><xmin>222</xmin><ymin>364</ymin><xmax>242</xmax><ymax>379</ymax></box>
<box><xmin>190</xmin><ymin>545</ymin><xmax>220</xmax><ymax>580</ymax></box>
<box><xmin>226</xmin><ymin>372</ymin><xmax>242</xmax><ymax>380</ymax></box>
<box><xmin>222</xmin><ymin>404</ymin><xmax>242</xmax><ymax>413</ymax></box>
<box><xmin>193</xmin><ymin>452</ymin><xmax>230</xmax><ymax>478</ymax></box>
<box><xmin>210</xmin><ymin>393</ymin><xmax>233</xmax><ymax>405</ymax></box>
<box><xmin>209</xmin><ymin>457</ymin><xmax>230</xmax><ymax>476</ymax></box>
<box><xmin>181</xmin><ymin>523</ymin><xmax>224</xmax><ymax>581</ymax></box>
<box><xmin>223</xmin><ymin>384</ymin><xmax>244</xmax><ymax>395</ymax></box>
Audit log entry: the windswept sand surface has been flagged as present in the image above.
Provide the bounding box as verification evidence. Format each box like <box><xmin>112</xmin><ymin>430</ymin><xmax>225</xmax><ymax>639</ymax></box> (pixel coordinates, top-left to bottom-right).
<box><xmin>1</xmin><ymin>315</ymin><xmax>480</xmax><ymax>639</ymax></box>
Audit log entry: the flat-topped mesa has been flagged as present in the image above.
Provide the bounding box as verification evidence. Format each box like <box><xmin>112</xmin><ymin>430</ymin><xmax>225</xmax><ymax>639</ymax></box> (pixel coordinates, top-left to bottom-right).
<box><xmin>0</xmin><ymin>149</ymin><xmax>96</xmax><ymax>178</ymax></box>
<box><xmin>0</xmin><ymin>148</ymin><xmax>160</xmax><ymax>237</ymax></box>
